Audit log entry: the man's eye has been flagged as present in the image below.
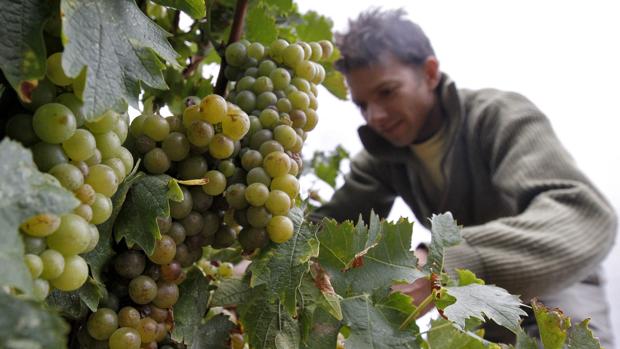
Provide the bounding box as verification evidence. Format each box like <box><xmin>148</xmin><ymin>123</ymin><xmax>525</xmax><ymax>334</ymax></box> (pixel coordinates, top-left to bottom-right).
<box><xmin>379</xmin><ymin>88</ymin><xmax>393</xmax><ymax>97</ymax></box>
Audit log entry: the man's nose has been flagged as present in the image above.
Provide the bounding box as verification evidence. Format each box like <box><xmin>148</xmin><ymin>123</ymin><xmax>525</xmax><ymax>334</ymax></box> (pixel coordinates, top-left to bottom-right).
<box><xmin>367</xmin><ymin>103</ymin><xmax>388</xmax><ymax>125</ymax></box>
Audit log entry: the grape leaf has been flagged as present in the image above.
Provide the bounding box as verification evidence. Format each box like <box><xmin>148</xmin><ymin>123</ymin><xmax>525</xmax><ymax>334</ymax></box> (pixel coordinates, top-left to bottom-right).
<box><xmin>322</xmin><ymin>69</ymin><xmax>348</xmax><ymax>100</ymax></box>
<box><xmin>238</xmin><ymin>285</ymin><xmax>301</xmax><ymax>349</ymax></box>
<box><xmin>249</xmin><ymin>207</ymin><xmax>320</xmax><ymax>315</ymax></box>
<box><xmin>310</xmin><ymin>145</ymin><xmax>349</xmax><ymax>188</ymax></box>
<box><xmin>318</xmin><ymin>214</ymin><xmax>424</xmax><ymax>296</ymax></box>
<box><xmin>151</xmin><ymin>0</ymin><xmax>206</xmax><ymax>19</ymax></box>
<box><xmin>426</xmin><ymin>212</ymin><xmax>463</xmax><ymax>275</ymax></box>
<box><xmin>84</xmin><ymin>170</ymin><xmax>144</xmax><ymax>282</ymax></box>
<box><xmin>172</xmin><ymin>267</ymin><xmax>212</xmax><ymax>344</ymax></box>
<box><xmin>211</xmin><ymin>278</ymin><xmax>251</xmax><ymax>307</ymax></box>
<box><xmin>457</xmin><ymin>269</ymin><xmax>485</xmax><ymax>286</ymax></box>
<box><xmin>114</xmin><ymin>174</ymin><xmax>182</xmax><ymax>255</ymax></box>
<box><xmin>514</xmin><ymin>330</ymin><xmax>540</xmax><ymax>349</ymax></box>
<box><xmin>264</xmin><ymin>0</ymin><xmax>293</xmax><ymax>13</ymax></box>
<box><xmin>246</xmin><ymin>3</ymin><xmax>278</xmax><ymax>45</ymax></box>
<box><xmin>0</xmin><ymin>139</ymin><xmax>79</xmax><ymax>295</ymax></box>
<box><xmin>427</xmin><ymin>319</ymin><xmax>497</xmax><ymax>349</ymax></box>
<box><xmin>341</xmin><ymin>292</ymin><xmax>420</xmax><ymax>349</ymax></box>
<box><xmin>300</xmin><ymin>307</ymin><xmax>341</xmax><ymax>349</ymax></box>
<box><xmin>0</xmin><ymin>292</ymin><xmax>69</xmax><ymax>349</ymax></box>
<box><xmin>566</xmin><ymin>319</ymin><xmax>602</xmax><ymax>349</ymax></box>
<box><xmin>296</xmin><ymin>11</ymin><xmax>333</xmax><ymax>42</ymax></box>
<box><xmin>0</xmin><ymin>0</ymin><xmax>51</xmax><ymax>102</ymax></box>
<box><xmin>189</xmin><ymin>314</ymin><xmax>236</xmax><ymax>349</ymax></box>
<box><xmin>532</xmin><ymin>300</ymin><xmax>570</xmax><ymax>349</ymax></box>
<box><xmin>46</xmin><ymin>277</ymin><xmax>106</xmax><ymax>319</ymax></box>
<box><xmin>443</xmin><ymin>284</ymin><xmax>527</xmax><ymax>334</ymax></box>
<box><xmin>61</xmin><ymin>0</ymin><xmax>180</xmax><ymax>119</ymax></box>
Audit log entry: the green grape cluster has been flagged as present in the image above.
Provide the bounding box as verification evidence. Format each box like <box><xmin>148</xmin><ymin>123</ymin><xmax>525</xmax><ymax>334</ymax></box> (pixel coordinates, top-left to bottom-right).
<box><xmin>127</xmin><ymin>39</ymin><xmax>330</xmax><ymax>261</ymax></box>
<box><xmin>5</xmin><ymin>51</ymin><xmax>132</xmax><ymax>298</ymax></box>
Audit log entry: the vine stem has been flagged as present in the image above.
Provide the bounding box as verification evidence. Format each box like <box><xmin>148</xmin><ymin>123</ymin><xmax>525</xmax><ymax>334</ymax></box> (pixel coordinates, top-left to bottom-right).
<box><xmin>399</xmin><ymin>294</ymin><xmax>434</xmax><ymax>330</ymax></box>
<box><xmin>214</xmin><ymin>0</ymin><xmax>249</xmax><ymax>96</ymax></box>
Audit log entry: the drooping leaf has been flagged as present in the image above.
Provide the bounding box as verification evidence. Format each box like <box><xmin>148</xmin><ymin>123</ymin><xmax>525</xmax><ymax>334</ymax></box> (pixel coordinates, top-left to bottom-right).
<box><xmin>514</xmin><ymin>330</ymin><xmax>540</xmax><ymax>349</ymax></box>
<box><xmin>46</xmin><ymin>277</ymin><xmax>106</xmax><ymax>319</ymax></box>
<box><xmin>443</xmin><ymin>284</ymin><xmax>527</xmax><ymax>334</ymax></box>
<box><xmin>318</xmin><ymin>215</ymin><xmax>424</xmax><ymax>296</ymax></box>
<box><xmin>426</xmin><ymin>212</ymin><xmax>463</xmax><ymax>275</ymax></box>
<box><xmin>238</xmin><ymin>285</ymin><xmax>301</xmax><ymax>349</ymax></box>
<box><xmin>0</xmin><ymin>292</ymin><xmax>69</xmax><ymax>349</ymax></box>
<box><xmin>249</xmin><ymin>207</ymin><xmax>319</xmax><ymax>315</ymax></box>
<box><xmin>566</xmin><ymin>319</ymin><xmax>602</xmax><ymax>349</ymax></box>
<box><xmin>61</xmin><ymin>0</ymin><xmax>180</xmax><ymax>119</ymax></box>
<box><xmin>246</xmin><ymin>3</ymin><xmax>278</xmax><ymax>45</ymax></box>
<box><xmin>189</xmin><ymin>314</ymin><xmax>236</xmax><ymax>349</ymax></box>
<box><xmin>264</xmin><ymin>0</ymin><xmax>293</xmax><ymax>14</ymax></box>
<box><xmin>85</xmin><ymin>170</ymin><xmax>144</xmax><ymax>282</ymax></box>
<box><xmin>300</xmin><ymin>306</ymin><xmax>341</xmax><ymax>349</ymax></box>
<box><xmin>310</xmin><ymin>145</ymin><xmax>349</xmax><ymax>188</ymax></box>
<box><xmin>115</xmin><ymin>174</ymin><xmax>181</xmax><ymax>255</ymax></box>
<box><xmin>457</xmin><ymin>269</ymin><xmax>485</xmax><ymax>286</ymax></box>
<box><xmin>296</xmin><ymin>11</ymin><xmax>333</xmax><ymax>42</ymax></box>
<box><xmin>172</xmin><ymin>267</ymin><xmax>212</xmax><ymax>344</ymax></box>
<box><xmin>307</xmin><ymin>263</ymin><xmax>342</xmax><ymax>320</ymax></box>
<box><xmin>532</xmin><ymin>300</ymin><xmax>570</xmax><ymax>349</ymax></box>
<box><xmin>322</xmin><ymin>69</ymin><xmax>348</xmax><ymax>100</ymax></box>
<box><xmin>0</xmin><ymin>139</ymin><xmax>79</xmax><ymax>295</ymax></box>
<box><xmin>341</xmin><ymin>292</ymin><xmax>420</xmax><ymax>349</ymax></box>
<box><xmin>151</xmin><ymin>0</ymin><xmax>206</xmax><ymax>19</ymax></box>
<box><xmin>0</xmin><ymin>0</ymin><xmax>51</xmax><ymax>102</ymax></box>
<box><xmin>210</xmin><ymin>277</ymin><xmax>251</xmax><ymax>307</ymax></box>
<box><xmin>427</xmin><ymin>319</ymin><xmax>496</xmax><ymax>349</ymax></box>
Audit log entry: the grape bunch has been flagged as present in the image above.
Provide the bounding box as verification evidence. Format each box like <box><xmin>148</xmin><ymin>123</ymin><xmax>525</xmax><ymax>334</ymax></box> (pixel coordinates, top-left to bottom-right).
<box><xmin>127</xmin><ymin>38</ymin><xmax>332</xmax><ymax>258</ymax></box>
<box><xmin>5</xmin><ymin>51</ymin><xmax>133</xmax><ymax>298</ymax></box>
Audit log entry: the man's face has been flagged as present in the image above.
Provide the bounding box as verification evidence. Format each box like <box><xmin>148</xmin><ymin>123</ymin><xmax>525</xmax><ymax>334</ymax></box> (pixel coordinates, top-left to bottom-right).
<box><xmin>346</xmin><ymin>55</ymin><xmax>438</xmax><ymax>147</ymax></box>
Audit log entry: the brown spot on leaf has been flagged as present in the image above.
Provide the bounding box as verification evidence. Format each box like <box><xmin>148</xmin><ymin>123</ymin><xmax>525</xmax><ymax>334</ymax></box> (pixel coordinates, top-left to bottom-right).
<box><xmin>18</xmin><ymin>80</ymin><xmax>38</xmax><ymax>103</ymax></box>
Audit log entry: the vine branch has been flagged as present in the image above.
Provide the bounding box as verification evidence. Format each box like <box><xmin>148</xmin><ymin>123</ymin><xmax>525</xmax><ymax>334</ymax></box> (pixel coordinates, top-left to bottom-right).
<box><xmin>214</xmin><ymin>0</ymin><xmax>249</xmax><ymax>96</ymax></box>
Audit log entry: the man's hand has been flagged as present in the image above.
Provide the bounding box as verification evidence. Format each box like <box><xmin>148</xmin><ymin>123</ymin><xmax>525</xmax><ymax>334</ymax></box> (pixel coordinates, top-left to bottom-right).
<box><xmin>391</xmin><ymin>247</ymin><xmax>433</xmax><ymax>317</ymax></box>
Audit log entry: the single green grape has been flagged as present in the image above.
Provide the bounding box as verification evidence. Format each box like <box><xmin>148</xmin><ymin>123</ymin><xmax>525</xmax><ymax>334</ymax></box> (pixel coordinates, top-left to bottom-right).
<box><xmin>257</xmin><ymin>59</ymin><xmax>277</xmax><ymax>77</ymax></box>
<box><xmin>318</xmin><ymin>40</ymin><xmax>334</xmax><ymax>60</ymax></box>
<box><xmin>23</xmin><ymin>79</ymin><xmax>56</xmax><ymax>112</ymax></box>
<box><xmin>200</xmin><ymin>94</ymin><xmax>228</xmax><ymax>124</ymax></box>
<box><xmin>94</xmin><ymin>131</ymin><xmax>122</xmax><ymax>159</ymax></box>
<box><xmin>245</xmin><ymin>183</ymin><xmax>269</xmax><ymax>207</ymax></box>
<box><xmin>108</xmin><ymin>327</ymin><xmax>141</xmax><ymax>349</ymax></box>
<box><xmin>117</xmin><ymin>306</ymin><xmax>141</xmax><ymax>328</ymax></box>
<box><xmin>46</xmin><ymin>52</ymin><xmax>73</xmax><ymax>86</ymax></box>
<box><xmin>33</xmin><ymin>278</ymin><xmax>50</xmax><ymax>301</ymax></box>
<box><xmin>263</xmin><ymin>151</ymin><xmax>291</xmax><ymax>177</ymax></box>
<box><xmin>86</xmin><ymin>110</ymin><xmax>119</xmax><ymax>134</ymax></box>
<box><xmin>176</xmin><ymin>155</ymin><xmax>208</xmax><ymax>180</ymax></box>
<box><xmin>265</xmin><ymin>189</ymin><xmax>291</xmax><ymax>216</ymax></box>
<box><xmin>128</xmin><ymin>275</ymin><xmax>158</xmax><ymax>304</ymax></box>
<box><xmin>20</xmin><ymin>213</ymin><xmax>61</xmax><ymax>237</ymax></box>
<box><xmin>208</xmin><ymin>133</ymin><xmax>235</xmax><ymax>159</ymax></box>
<box><xmin>161</xmin><ymin>132</ymin><xmax>190</xmax><ymax>161</ymax></box>
<box><xmin>152</xmin><ymin>281</ymin><xmax>179</xmax><ymax>308</ymax></box>
<box><xmin>75</xmin><ymin>183</ymin><xmax>96</xmax><ymax>205</ymax></box>
<box><xmin>304</xmin><ymin>108</ymin><xmax>319</xmax><ymax>131</ymax></box>
<box><xmin>309</xmin><ymin>42</ymin><xmax>323</xmax><ymax>61</ymax></box>
<box><xmin>33</xmin><ymin>103</ymin><xmax>77</xmax><ymax>144</ymax></box>
<box><xmin>238</xmin><ymin>226</ymin><xmax>269</xmax><ymax>252</ymax></box>
<box><xmin>269</xmin><ymin>39</ymin><xmax>289</xmax><ymax>63</ymax></box>
<box><xmin>102</xmin><ymin>158</ymin><xmax>127</xmax><ymax>183</ymax></box>
<box><xmin>221</xmin><ymin>110</ymin><xmax>250</xmax><ymax>141</ymax></box>
<box><xmin>143</xmin><ymin>114</ymin><xmax>170</xmax><ymax>142</ymax></box>
<box><xmin>50</xmin><ymin>254</ymin><xmax>89</xmax><ymax>291</ymax></box>
<box><xmin>225</xmin><ymin>41</ymin><xmax>248</xmax><ymax>67</ymax></box>
<box><xmin>282</xmin><ymin>43</ymin><xmax>305</xmax><ymax>68</ymax></box>
<box><xmin>246</xmin><ymin>167</ymin><xmax>272</xmax><ymax>187</ymax></box>
<box><xmin>225</xmin><ymin>183</ymin><xmax>248</xmax><ymax>210</ymax></box>
<box><xmin>143</xmin><ymin>148</ymin><xmax>171</xmax><ymax>175</ymax></box>
<box><xmin>247</xmin><ymin>42</ymin><xmax>265</xmax><ymax>60</ymax></box>
<box><xmin>39</xmin><ymin>249</ymin><xmax>65</xmax><ymax>280</ymax></box>
<box><xmin>74</xmin><ymin>203</ymin><xmax>93</xmax><ymax>222</ymax></box>
<box><xmin>117</xmin><ymin>147</ymin><xmax>135</xmax><ymax>174</ymax></box>
<box><xmin>46</xmin><ymin>213</ymin><xmax>91</xmax><ymax>255</ymax></box>
<box><xmin>113</xmin><ymin>117</ymin><xmax>129</xmax><ymax>143</ymax></box>
<box><xmin>23</xmin><ymin>236</ymin><xmax>47</xmax><ymax>255</ymax></box>
<box><xmin>187</xmin><ymin>120</ymin><xmax>214</xmax><ymax>147</ymax></box>
<box><xmin>62</xmin><ymin>129</ymin><xmax>96</xmax><ymax>161</ymax></box>
<box><xmin>25</xmin><ymin>254</ymin><xmax>44</xmax><ymax>278</ymax></box>
<box><xmin>270</xmin><ymin>174</ymin><xmax>300</xmax><ymax>199</ymax></box>
<box><xmin>246</xmin><ymin>206</ymin><xmax>272</xmax><ymax>228</ymax></box>
<box><xmin>87</xmin><ymin>308</ymin><xmax>119</xmax><ymax>340</ymax></box>
<box><xmin>85</xmin><ymin>164</ymin><xmax>119</xmax><ymax>197</ymax></box>
<box><xmin>137</xmin><ymin>317</ymin><xmax>158</xmax><ymax>343</ymax></box>
<box><xmin>256</xmin><ymin>91</ymin><xmax>277</xmax><ymax>110</ymax></box>
<box><xmin>273</xmin><ymin>124</ymin><xmax>297</xmax><ymax>150</ymax></box>
<box><xmin>84</xmin><ymin>224</ymin><xmax>99</xmax><ymax>253</ymax></box>
<box><xmin>235</xmin><ymin>90</ymin><xmax>256</xmax><ymax>113</ymax></box>
<box><xmin>252</xmin><ymin>76</ymin><xmax>274</xmax><ymax>94</ymax></box>
<box><xmin>49</xmin><ymin>163</ymin><xmax>84</xmax><ymax>191</ymax></box>
<box><xmin>148</xmin><ymin>235</ymin><xmax>176</xmax><ymax>265</ymax></box>
<box><xmin>267</xmin><ymin>215</ymin><xmax>294</xmax><ymax>243</ymax></box>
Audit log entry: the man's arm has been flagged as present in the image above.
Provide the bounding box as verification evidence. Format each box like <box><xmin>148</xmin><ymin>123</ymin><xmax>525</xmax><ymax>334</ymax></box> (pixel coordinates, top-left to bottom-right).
<box><xmin>313</xmin><ymin>149</ymin><xmax>397</xmax><ymax>223</ymax></box>
<box><xmin>444</xmin><ymin>92</ymin><xmax>617</xmax><ymax>300</ymax></box>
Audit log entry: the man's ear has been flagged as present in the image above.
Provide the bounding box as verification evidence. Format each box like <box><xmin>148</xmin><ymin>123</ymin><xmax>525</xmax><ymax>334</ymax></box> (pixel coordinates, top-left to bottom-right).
<box><xmin>423</xmin><ymin>56</ymin><xmax>440</xmax><ymax>89</ymax></box>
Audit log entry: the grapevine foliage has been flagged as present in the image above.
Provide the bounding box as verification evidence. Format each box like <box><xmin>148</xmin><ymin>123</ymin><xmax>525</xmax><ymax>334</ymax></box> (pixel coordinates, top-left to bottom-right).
<box><xmin>0</xmin><ymin>0</ymin><xmax>607</xmax><ymax>348</ymax></box>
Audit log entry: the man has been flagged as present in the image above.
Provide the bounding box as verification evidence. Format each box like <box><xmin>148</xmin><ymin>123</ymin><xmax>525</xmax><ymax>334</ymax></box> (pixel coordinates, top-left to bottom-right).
<box><xmin>314</xmin><ymin>8</ymin><xmax>617</xmax><ymax>345</ymax></box>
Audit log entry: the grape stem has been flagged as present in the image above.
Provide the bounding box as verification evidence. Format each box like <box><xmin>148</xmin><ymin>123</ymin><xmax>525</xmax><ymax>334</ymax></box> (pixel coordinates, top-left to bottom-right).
<box><xmin>214</xmin><ymin>0</ymin><xmax>249</xmax><ymax>96</ymax></box>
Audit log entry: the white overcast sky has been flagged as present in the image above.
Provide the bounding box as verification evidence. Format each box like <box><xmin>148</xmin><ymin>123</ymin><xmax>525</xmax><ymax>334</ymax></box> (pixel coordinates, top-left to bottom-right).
<box><xmin>296</xmin><ymin>0</ymin><xmax>620</xmax><ymax>343</ymax></box>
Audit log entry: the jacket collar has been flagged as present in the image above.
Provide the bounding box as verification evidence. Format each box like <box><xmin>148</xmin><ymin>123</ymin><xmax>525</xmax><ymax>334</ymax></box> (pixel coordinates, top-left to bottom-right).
<box><xmin>357</xmin><ymin>73</ymin><xmax>464</xmax><ymax>163</ymax></box>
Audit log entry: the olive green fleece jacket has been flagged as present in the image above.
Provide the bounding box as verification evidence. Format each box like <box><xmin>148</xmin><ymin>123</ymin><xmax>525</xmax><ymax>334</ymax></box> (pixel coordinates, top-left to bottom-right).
<box><xmin>315</xmin><ymin>73</ymin><xmax>617</xmax><ymax>302</ymax></box>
